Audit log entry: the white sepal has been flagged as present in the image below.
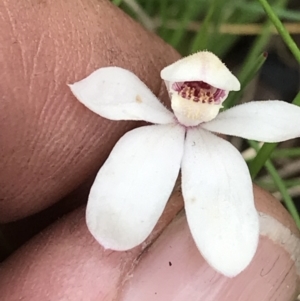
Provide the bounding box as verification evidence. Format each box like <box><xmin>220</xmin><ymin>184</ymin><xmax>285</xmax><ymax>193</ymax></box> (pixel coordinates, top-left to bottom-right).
<box><xmin>69</xmin><ymin>67</ymin><xmax>174</xmax><ymax>124</ymax></box>
<box><xmin>181</xmin><ymin>128</ymin><xmax>259</xmax><ymax>277</ymax></box>
<box><xmin>161</xmin><ymin>51</ymin><xmax>240</xmax><ymax>91</ymax></box>
<box><xmin>202</xmin><ymin>101</ymin><xmax>300</xmax><ymax>142</ymax></box>
<box><xmin>86</xmin><ymin>124</ymin><xmax>185</xmax><ymax>251</ymax></box>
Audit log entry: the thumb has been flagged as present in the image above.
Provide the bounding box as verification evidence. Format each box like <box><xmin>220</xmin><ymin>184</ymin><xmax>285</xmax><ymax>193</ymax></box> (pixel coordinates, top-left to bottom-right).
<box><xmin>0</xmin><ymin>0</ymin><xmax>180</xmax><ymax>222</ymax></box>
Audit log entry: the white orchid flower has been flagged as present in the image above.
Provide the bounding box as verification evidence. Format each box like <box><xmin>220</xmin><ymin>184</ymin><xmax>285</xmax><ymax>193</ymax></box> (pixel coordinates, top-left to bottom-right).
<box><xmin>69</xmin><ymin>51</ymin><xmax>300</xmax><ymax>277</ymax></box>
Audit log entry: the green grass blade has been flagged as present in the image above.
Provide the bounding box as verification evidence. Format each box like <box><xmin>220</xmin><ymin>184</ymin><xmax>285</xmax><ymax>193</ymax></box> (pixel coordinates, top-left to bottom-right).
<box><xmin>258</xmin><ymin>0</ymin><xmax>300</xmax><ymax>64</ymax></box>
<box><xmin>224</xmin><ymin>52</ymin><xmax>268</xmax><ymax>108</ymax></box>
<box><xmin>169</xmin><ymin>2</ymin><xmax>198</xmax><ymax>49</ymax></box>
<box><xmin>248</xmin><ymin>141</ymin><xmax>300</xmax><ymax>229</ymax></box>
<box><xmin>249</xmin><ymin>143</ymin><xmax>277</xmax><ymax>179</ymax></box>
<box><xmin>257</xmin><ymin>177</ymin><xmax>300</xmax><ymax>191</ymax></box>
<box><xmin>189</xmin><ymin>1</ymin><xmax>216</xmax><ymax>52</ymax></box>
<box><xmin>272</xmin><ymin>147</ymin><xmax>300</xmax><ymax>158</ymax></box>
<box><xmin>264</xmin><ymin>161</ymin><xmax>300</xmax><ymax>229</ymax></box>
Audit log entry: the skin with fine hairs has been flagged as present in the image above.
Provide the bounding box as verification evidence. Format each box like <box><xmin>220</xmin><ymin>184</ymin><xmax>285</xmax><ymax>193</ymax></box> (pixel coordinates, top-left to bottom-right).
<box><xmin>0</xmin><ymin>0</ymin><xmax>299</xmax><ymax>300</ymax></box>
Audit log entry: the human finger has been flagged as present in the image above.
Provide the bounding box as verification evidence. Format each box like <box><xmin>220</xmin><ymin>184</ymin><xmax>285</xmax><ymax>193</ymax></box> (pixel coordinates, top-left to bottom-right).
<box><xmin>0</xmin><ymin>0</ymin><xmax>179</xmax><ymax>222</ymax></box>
<box><xmin>0</xmin><ymin>186</ymin><xmax>298</xmax><ymax>300</ymax></box>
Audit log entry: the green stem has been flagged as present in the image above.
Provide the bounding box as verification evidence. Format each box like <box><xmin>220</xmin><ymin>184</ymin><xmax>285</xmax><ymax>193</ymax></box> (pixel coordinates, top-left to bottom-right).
<box><xmin>257</xmin><ymin>0</ymin><xmax>300</xmax><ymax>64</ymax></box>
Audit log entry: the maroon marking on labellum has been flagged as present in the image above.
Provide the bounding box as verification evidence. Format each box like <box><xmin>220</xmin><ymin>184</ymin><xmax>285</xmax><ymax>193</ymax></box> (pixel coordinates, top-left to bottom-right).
<box><xmin>173</xmin><ymin>80</ymin><xmax>226</xmax><ymax>104</ymax></box>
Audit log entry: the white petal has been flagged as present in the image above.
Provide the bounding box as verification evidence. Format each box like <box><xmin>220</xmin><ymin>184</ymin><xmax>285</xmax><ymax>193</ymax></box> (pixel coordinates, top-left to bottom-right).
<box><xmin>160</xmin><ymin>51</ymin><xmax>240</xmax><ymax>91</ymax></box>
<box><xmin>181</xmin><ymin>128</ymin><xmax>259</xmax><ymax>277</ymax></box>
<box><xmin>202</xmin><ymin>100</ymin><xmax>300</xmax><ymax>142</ymax></box>
<box><xmin>86</xmin><ymin>124</ymin><xmax>185</xmax><ymax>250</ymax></box>
<box><xmin>69</xmin><ymin>67</ymin><xmax>174</xmax><ymax>124</ymax></box>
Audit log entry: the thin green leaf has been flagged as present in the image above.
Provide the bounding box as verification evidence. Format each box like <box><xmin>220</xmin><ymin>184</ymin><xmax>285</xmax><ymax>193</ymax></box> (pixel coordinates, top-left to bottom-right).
<box><xmin>257</xmin><ymin>177</ymin><xmax>300</xmax><ymax>191</ymax></box>
<box><xmin>189</xmin><ymin>1</ymin><xmax>216</xmax><ymax>52</ymax></box>
<box><xmin>272</xmin><ymin>147</ymin><xmax>300</xmax><ymax>158</ymax></box>
<box><xmin>224</xmin><ymin>52</ymin><xmax>268</xmax><ymax>108</ymax></box>
<box><xmin>248</xmin><ymin>141</ymin><xmax>300</xmax><ymax>229</ymax></box>
<box><xmin>258</xmin><ymin>0</ymin><xmax>300</xmax><ymax>64</ymax></box>
<box><xmin>169</xmin><ymin>2</ymin><xmax>199</xmax><ymax>48</ymax></box>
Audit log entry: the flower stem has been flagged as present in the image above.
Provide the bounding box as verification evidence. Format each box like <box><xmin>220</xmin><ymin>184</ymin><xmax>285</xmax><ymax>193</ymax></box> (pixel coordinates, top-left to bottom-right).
<box><xmin>248</xmin><ymin>141</ymin><xmax>300</xmax><ymax>229</ymax></box>
<box><xmin>257</xmin><ymin>0</ymin><xmax>300</xmax><ymax>64</ymax></box>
